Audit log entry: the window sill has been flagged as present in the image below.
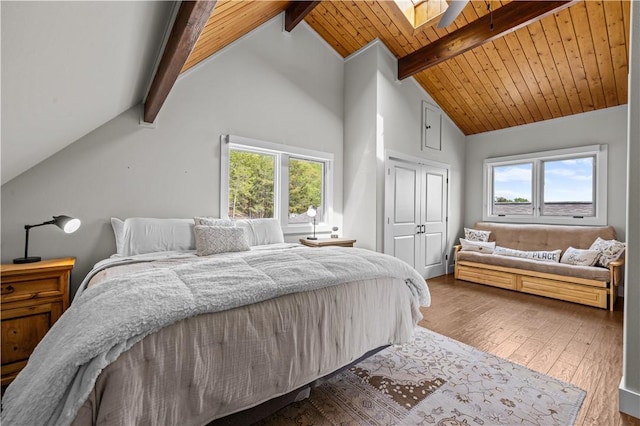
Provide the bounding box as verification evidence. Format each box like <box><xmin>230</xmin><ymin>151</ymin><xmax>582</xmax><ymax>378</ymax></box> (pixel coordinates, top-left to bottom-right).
<box><xmin>282</xmin><ymin>224</ymin><xmax>332</xmax><ymax>236</ymax></box>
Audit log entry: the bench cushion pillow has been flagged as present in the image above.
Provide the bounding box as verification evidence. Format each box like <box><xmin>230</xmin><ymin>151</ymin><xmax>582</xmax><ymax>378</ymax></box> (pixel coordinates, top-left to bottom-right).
<box><xmin>560</xmin><ymin>247</ymin><xmax>600</xmax><ymax>266</ymax></box>
<box><xmin>459</xmin><ymin>238</ymin><xmax>495</xmax><ymax>253</ymax></box>
<box><xmin>494</xmin><ymin>246</ymin><xmax>562</xmax><ymax>263</ymax></box>
<box><xmin>589</xmin><ymin>237</ymin><xmax>626</xmax><ymax>267</ymax></box>
<box><xmin>464</xmin><ymin>228</ymin><xmax>491</xmax><ymax>242</ymax></box>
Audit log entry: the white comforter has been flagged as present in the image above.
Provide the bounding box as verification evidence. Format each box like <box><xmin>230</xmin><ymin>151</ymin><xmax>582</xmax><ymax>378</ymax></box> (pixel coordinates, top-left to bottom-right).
<box><xmin>1</xmin><ymin>246</ymin><xmax>429</xmax><ymax>426</ymax></box>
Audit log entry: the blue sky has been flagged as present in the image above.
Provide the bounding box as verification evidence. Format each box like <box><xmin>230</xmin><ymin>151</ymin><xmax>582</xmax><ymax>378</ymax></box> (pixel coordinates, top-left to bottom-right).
<box><xmin>494</xmin><ymin>157</ymin><xmax>594</xmax><ymax>202</ymax></box>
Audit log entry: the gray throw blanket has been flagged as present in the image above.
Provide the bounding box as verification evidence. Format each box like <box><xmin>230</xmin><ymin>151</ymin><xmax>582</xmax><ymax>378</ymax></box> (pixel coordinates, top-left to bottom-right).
<box><xmin>1</xmin><ymin>246</ymin><xmax>429</xmax><ymax>426</ymax></box>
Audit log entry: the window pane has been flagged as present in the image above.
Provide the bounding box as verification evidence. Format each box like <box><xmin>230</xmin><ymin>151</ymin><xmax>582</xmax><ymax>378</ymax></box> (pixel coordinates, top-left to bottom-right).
<box><xmin>492</xmin><ymin>163</ymin><xmax>533</xmax><ymax>215</ymax></box>
<box><xmin>542</xmin><ymin>157</ymin><xmax>594</xmax><ymax>217</ymax></box>
<box><xmin>288</xmin><ymin>158</ymin><xmax>324</xmax><ymax>224</ymax></box>
<box><xmin>228</xmin><ymin>150</ymin><xmax>275</xmax><ymax>219</ymax></box>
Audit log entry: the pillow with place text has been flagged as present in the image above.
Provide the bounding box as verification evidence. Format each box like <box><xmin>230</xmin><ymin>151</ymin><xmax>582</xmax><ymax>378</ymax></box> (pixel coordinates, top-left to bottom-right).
<box><xmin>194</xmin><ymin>217</ymin><xmax>235</xmax><ymax>227</ymax></box>
<box><xmin>589</xmin><ymin>237</ymin><xmax>626</xmax><ymax>267</ymax></box>
<box><xmin>194</xmin><ymin>225</ymin><xmax>249</xmax><ymax>256</ymax></box>
<box><xmin>464</xmin><ymin>227</ymin><xmax>491</xmax><ymax>242</ymax></box>
<box><xmin>560</xmin><ymin>246</ymin><xmax>601</xmax><ymax>266</ymax></box>
<box><xmin>493</xmin><ymin>246</ymin><xmax>562</xmax><ymax>263</ymax></box>
<box><xmin>459</xmin><ymin>238</ymin><xmax>495</xmax><ymax>254</ymax></box>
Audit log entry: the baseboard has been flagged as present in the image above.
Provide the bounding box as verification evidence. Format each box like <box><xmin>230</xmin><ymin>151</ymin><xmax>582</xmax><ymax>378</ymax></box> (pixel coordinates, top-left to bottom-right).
<box><xmin>619</xmin><ymin>378</ymin><xmax>640</xmax><ymax>419</ymax></box>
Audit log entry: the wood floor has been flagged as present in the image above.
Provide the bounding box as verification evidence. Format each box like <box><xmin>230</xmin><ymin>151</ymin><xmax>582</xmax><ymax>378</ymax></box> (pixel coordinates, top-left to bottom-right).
<box><xmin>420</xmin><ymin>274</ymin><xmax>640</xmax><ymax>426</ymax></box>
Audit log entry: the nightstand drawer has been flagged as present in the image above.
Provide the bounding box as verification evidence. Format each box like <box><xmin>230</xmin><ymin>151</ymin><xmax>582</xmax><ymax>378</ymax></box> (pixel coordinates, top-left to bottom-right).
<box><xmin>1</xmin><ymin>276</ymin><xmax>66</xmax><ymax>304</ymax></box>
<box><xmin>1</xmin><ymin>302</ymin><xmax>62</xmax><ymax>364</ymax></box>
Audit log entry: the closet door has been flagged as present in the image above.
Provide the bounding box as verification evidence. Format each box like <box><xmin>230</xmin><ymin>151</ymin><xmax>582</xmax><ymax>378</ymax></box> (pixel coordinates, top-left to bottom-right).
<box><xmin>384</xmin><ymin>159</ymin><xmax>421</xmax><ymax>269</ymax></box>
<box><xmin>419</xmin><ymin>165</ymin><xmax>448</xmax><ymax>278</ymax></box>
<box><xmin>385</xmin><ymin>157</ymin><xmax>449</xmax><ymax>279</ymax></box>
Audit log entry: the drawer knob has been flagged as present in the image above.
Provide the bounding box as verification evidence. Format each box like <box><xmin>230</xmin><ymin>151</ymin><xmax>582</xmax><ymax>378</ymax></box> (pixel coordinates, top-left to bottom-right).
<box><xmin>4</xmin><ymin>285</ymin><xmax>15</xmax><ymax>294</ymax></box>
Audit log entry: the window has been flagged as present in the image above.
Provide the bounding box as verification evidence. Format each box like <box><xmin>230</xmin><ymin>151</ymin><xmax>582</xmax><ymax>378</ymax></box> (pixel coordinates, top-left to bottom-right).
<box><xmin>288</xmin><ymin>158</ymin><xmax>324</xmax><ymax>224</ymax></box>
<box><xmin>491</xmin><ymin>163</ymin><xmax>533</xmax><ymax>216</ymax></box>
<box><xmin>221</xmin><ymin>135</ymin><xmax>333</xmax><ymax>233</ymax></box>
<box><xmin>228</xmin><ymin>149</ymin><xmax>275</xmax><ymax>219</ymax></box>
<box><xmin>483</xmin><ymin>145</ymin><xmax>607</xmax><ymax>225</ymax></box>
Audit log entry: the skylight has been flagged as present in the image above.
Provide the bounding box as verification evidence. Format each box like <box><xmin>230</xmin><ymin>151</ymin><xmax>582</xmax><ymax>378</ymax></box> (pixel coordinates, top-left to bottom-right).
<box><xmin>393</xmin><ymin>0</ymin><xmax>448</xmax><ymax>29</ymax></box>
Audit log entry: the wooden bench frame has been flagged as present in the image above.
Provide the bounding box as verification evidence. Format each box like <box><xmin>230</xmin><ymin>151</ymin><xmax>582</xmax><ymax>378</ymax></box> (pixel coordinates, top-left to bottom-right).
<box><xmin>453</xmin><ymin>245</ymin><xmax>625</xmax><ymax>310</ymax></box>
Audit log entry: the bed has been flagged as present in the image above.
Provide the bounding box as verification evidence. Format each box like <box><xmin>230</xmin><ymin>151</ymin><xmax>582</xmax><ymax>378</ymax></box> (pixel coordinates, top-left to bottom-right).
<box><xmin>1</xmin><ymin>217</ymin><xmax>430</xmax><ymax>426</ymax></box>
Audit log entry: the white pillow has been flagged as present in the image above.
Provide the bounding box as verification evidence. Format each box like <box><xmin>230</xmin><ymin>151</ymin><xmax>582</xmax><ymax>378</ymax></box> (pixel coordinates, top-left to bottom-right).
<box><xmin>236</xmin><ymin>218</ymin><xmax>284</xmax><ymax>246</ymax></box>
<box><xmin>560</xmin><ymin>247</ymin><xmax>601</xmax><ymax>266</ymax></box>
<box><xmin>194</xmin><ymin>226</ymin><xmax>249</xmax><ymax>256</ymax></box>
<box><xmin>589</xmin><ymin>237</ymin><xmax>626</xmax><ymax>267</ymax></box>
<box><xmin>118</xmin><ymin>217</ymin><xmax>195</xmax><ymax>256</ymax></box>
<box><xmin>464</xmin><ymin>227</ymin><xmax>491</xmax><ymax>242</ymax></box>
<box><xmin>459</xmin><ymin>238</ymin><xmax>495</xmax><ymax>254</ymax></box>
<box><xmin>194</xmin><ymin>217</ymin><xmax>235</xmax><ymax>227</ymax></box>
<box><xmin>493</xmin><ymin>246</ymin><xmax>562</xmax><ymax>263</ymax></box>
<box><xmin>111</xmin><ymin>217</ymin><xmax>125</xmax><ymax>255</ymax></box>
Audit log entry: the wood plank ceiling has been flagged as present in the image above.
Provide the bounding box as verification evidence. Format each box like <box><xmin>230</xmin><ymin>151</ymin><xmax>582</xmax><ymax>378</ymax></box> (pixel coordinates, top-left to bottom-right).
<box><xmin>182</xmin><ymin>0</ymin><xmax>631</xmax><ymax>136</ymax></box>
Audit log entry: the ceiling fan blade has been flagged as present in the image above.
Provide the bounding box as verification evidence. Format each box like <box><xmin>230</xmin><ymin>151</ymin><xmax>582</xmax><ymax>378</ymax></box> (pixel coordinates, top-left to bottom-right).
<box><xmin>437</xmin><ymin>0</ymin><xmax>470</xmax><ymax>28</ymax></box>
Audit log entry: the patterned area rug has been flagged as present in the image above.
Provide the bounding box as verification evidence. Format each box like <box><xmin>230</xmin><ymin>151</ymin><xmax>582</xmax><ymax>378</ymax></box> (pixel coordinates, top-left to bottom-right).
<box><xmin>258</xmin><ymin>327</ymin><xmax>586</xmax><ymax>425</ymax></box>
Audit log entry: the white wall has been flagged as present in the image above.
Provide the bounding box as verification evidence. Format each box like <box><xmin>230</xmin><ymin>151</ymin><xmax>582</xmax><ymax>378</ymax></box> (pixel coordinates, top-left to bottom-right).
<box><xmin>620</xmin><ymin>0</ymin><xmax>640</xmax><ymax>418</ymax></box>
<box><xmin>375</xmin><ymin>42</ymin><xmax>466</xmax><ymax>260</ymax></box>
<box><xmin>0</xmin><ymin>14</ymin><xmax>345</xmax><ymax>296</ymax></box>
<box><xmin>465</xmin><ymin>105</ymin><xmax>629</xmax><ymax>239</ymax></box>
<box><xmin>343</xmin><ymin>41</ymin><xmax>466</xmax><ymax>258</ymax></box>
<box><xmin>343</xmin><ymin>42</ymin><xmax>379</xmax><ymax>251</ymax></box>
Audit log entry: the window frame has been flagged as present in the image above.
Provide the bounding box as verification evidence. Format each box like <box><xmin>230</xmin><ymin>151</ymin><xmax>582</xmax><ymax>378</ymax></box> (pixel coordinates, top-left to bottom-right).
<box><xmin>221</xmin><ymin>134</ymin><xmax>334</xmax><ymax>235</ymax></box>
<box><xmin>482</xmin><ymin>144</ymin><xmax>607</xmax><ymax>226</ymax></box>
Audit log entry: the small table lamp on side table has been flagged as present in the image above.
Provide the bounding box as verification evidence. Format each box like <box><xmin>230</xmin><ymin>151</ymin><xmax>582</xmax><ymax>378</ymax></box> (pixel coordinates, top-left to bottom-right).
<box><xmin>299</xmin><ymin>238</ymin><xmax>356</xmax><ymax>248</ymax></box>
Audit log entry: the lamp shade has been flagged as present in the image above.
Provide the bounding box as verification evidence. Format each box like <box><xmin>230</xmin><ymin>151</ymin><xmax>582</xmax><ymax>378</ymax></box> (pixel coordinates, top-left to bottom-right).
<box><xmin>306</xmin><ymin>206</ymin><xmax>317</xmax><ymax>218</ymax></box>
<box><xmin>54</xmin><ymin>215</ymin><xmax>81</xmax><ymax>233</ymax></box>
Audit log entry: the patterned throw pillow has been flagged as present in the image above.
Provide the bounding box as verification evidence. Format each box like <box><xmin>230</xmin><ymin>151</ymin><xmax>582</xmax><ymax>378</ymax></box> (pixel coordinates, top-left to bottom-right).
<box><xmin>589</xmin><ymin>237</ymin><xmax>626</xmax><ymax>267</ymax></box>
<box><xmin>464</xmin><ymin>227</ymin><xmax>491</xmax><ymax>242</ymax></box>
<box><xmin>459</xmin><ymin>238</ymin><xmax>495</xmax><ymax>254</ymax></box>
<box><xmin>494</xmin><ymin>246</ymin><xmax>562</xmax><ymax>263</ymax></box>
<box><xmin>560</xmin><ymin>247</ymin><xmax>601</xmax><ymax>266</ymax></box>
<box><xmin>194</xmin><ymin>217</ymin><xmax>235</xmax><ymax>227</ymax></box>
<box><xmin>194</xmin><ymin>226</ymin><xmax>249</xmax><ymax>256</ymax></box>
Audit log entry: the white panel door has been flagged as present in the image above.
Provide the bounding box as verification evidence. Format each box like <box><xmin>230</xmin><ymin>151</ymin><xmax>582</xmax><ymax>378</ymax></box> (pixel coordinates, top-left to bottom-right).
<box><xmin>384</xmin><ymin>160</ymin><xmax>420</xmax><ymax>269</ymax></box>
<box><xmin>420</xmin><ymin>165</ymin><xmax>448</xmax><ymax>278</ymax></box>
<box><xmin>385</xmin><ymin>156</ymin><xmax>449</xmax><ymax>279</ymax></box>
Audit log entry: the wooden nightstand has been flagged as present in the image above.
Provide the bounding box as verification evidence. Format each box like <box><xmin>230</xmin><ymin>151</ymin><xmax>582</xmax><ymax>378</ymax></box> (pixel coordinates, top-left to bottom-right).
<box><xmin>1</xmin><ymin>257</ymin><xmax>75</xmax><ymax>387</ymax></box>
<box><xmin>299</xmin><ymin>238</ymin><xmax>357</xmax><ymax>248</ymax></box>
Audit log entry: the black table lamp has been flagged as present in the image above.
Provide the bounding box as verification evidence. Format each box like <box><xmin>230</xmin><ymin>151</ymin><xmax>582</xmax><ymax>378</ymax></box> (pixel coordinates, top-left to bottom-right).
<box><xmin>13</xmin><ymin>215</ymin><xmax>81</xmax><ymax>264</ymax></box>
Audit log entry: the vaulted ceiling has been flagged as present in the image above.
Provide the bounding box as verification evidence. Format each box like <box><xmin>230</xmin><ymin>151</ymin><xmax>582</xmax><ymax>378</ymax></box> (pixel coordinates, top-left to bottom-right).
<box><xmin>182</xmin><ymin>0</ymin><xmax>631</xmax><ymax>136</ymax></box>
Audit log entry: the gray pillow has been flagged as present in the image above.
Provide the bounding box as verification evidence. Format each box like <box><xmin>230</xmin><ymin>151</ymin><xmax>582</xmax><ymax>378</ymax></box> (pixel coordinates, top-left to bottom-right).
<box><xmin>194</xmin><ymin>225</ymin><xmax>249</xmax><ymax>256</ymax></box>
<box><xmin>194</xmin><ymin>217</ymin><xmax>235</xmax><ymax>227</ymax></box>
<box><xmin>464</xmin><ymin>227</ymin><xmax>491</xmax><ymax>242</ymax></box>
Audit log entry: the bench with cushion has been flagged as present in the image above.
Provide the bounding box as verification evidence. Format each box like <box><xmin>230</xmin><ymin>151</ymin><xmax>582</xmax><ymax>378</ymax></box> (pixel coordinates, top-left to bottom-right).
<box><xmin>454</xmin><ymin>222</ymin><xmax>625</xmax><ymax>310</ymax></box>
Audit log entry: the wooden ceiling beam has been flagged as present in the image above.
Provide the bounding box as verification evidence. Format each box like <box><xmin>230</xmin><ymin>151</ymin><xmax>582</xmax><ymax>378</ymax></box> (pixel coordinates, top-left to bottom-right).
<box><xmin>143</xmin><ymin>0</ymin><xmax>217</xmax><ymax>123</ymax></box>
<box><xmin>397</xmin><ymin>0</ymin><xmax>579</xmax><ymax>80</ymax></box>
<box><xmin>285</xmin><ymin>1</ymin><xmax>321</xmax><ymax>32</ymax></box>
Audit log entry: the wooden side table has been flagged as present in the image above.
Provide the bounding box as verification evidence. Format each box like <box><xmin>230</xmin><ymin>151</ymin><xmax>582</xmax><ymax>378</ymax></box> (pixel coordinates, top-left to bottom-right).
<box><xmin>299</xmin><ymin>238</ymin><xmax>356</xmax><ymax>248</ymax></box>
<box><xmin>1</xmin><ymin>257</ymin><xmax>75</xmax><ymax>387</ymax></box>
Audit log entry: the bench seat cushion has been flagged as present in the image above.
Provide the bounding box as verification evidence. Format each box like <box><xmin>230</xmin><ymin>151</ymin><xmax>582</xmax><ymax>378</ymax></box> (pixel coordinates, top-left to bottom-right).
<box><xmin>456</xmin><ymin>251</ymin><xmax>610</xmax><ymax>282</ymax></box>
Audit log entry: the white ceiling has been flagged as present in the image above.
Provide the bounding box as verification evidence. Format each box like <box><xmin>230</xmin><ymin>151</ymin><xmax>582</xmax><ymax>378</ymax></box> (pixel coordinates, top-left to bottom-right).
<box><xmin>1</xmin><ymin>1</ymin><xmax>175</xmax><ymax>185</ymax></box>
